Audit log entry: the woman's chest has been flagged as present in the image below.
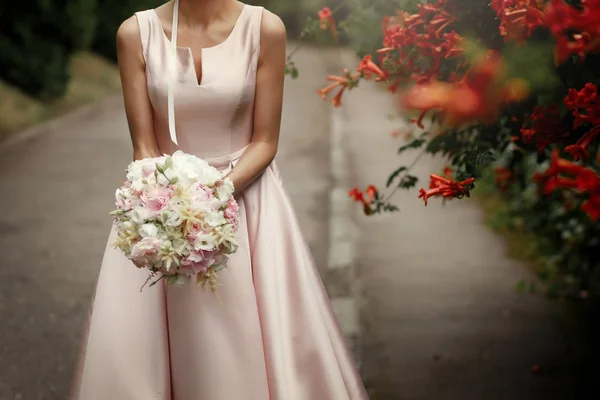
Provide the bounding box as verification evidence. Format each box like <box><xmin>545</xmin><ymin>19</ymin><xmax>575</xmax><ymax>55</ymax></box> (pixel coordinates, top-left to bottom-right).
<box><xmin>145</xmin><ymin>46</ymin><xmax>259</xmax><ymax>116</ymax></box>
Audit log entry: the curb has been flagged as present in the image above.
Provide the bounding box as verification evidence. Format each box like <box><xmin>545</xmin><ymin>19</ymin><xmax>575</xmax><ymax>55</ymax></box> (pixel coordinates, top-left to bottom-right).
<box><xmin>327</xmin><ymin>94</ymin><xmax>363</xmax><ymax>368</ymax></box>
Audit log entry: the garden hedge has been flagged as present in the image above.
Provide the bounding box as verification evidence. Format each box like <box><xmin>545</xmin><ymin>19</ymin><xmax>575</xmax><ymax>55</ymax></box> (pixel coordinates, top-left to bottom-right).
<box><xmin>92</xmin><ymin>0</ymin><xmax>164</xmax><ymax>61</ymax></box>
<box><xmin>0</xmin><ymin>0</ymin><xmax>97</xmax><ymax>98</ymax></box>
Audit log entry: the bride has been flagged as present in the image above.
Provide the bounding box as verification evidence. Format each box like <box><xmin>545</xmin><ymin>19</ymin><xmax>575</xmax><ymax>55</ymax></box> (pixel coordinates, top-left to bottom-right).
<box><xmin>70</xmin><ymin>0</ymin><xmax>368</xmax><ymax>398</ymax></box>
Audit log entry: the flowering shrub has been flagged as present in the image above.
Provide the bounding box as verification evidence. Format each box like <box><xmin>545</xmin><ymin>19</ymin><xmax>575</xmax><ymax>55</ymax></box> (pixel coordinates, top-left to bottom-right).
<box><xmin>290</xmin><ymin>0</ymin><xmax>600</xmax><ymax>294</ymax></box>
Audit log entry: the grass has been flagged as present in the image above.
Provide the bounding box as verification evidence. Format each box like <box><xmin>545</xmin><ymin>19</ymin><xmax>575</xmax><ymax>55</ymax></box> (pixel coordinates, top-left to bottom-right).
<box><xmin>0</xmin><ymin>52</ymin><xmax>121</xmax><ymax>139</ymax></box>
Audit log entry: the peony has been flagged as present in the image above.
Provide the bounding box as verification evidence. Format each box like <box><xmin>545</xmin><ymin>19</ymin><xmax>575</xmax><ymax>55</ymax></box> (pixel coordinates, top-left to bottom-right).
<box><xmin>198</xmin><ymin>167</ymin><xmax>222</xmax><ymax>186</ymax></box>
<box><xmin>141</xmin><ymin>185</ymin><xmax>172</xmax><ymax>214</ymax></box>
<box><xmin>194</xmin><ymin>232</ymin><xmax>217</xmax><ymax>251</ymax></box>
<box><xmin>130</xmin><ymin>178</ymin><xmax>146</xmax><ymax>192</ymax></box>
<box><xmin>115</xmin><ymin>187</ymin><xmax>135</xmax><ymax>210</ymax></box>
<box><xmin>224</xmin><ymin>198</ymin><xmax>239</xmax><ymax>221</ymax></box>
<box><xmin>129</xmin><ymin>207</ymin><xmax>153</xmax><ymax>225</ymax></box>
<box><xmin>130</xmin><ymin>236</ymin><xmax>162</xmax><ymax>261</ymax></box>
<box><xmin>205</xmin><ymin>210</ymin><xmax>227</xmax><ymax>227</ymax></box>
<box><xmin>126</xmin><ymin>157</ymin><xmax>163</xmax><ymax>181</ymax></box>
<box><xmin>138</xmin><ymin>223</ymin><xmax>159</xmax><ymax>238</ymax></box>
<box><xmin>161</xmin><ymin>208</ymin><xmax>184</xmax><ymax>227</ymax></box>
<box><xmin>216</xmin><ymin>179</ymin><xmax>235</xmax><ymax>200</ymax></box>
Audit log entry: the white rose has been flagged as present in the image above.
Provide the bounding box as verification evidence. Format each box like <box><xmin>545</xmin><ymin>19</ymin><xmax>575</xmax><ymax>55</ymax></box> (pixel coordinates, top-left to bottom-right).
<box><xmin>138</xmin><ymin>223</ymin><xmax>159</xmax><ymax>238</ymax></box>
<box><xmin>130</xmin><ymin>207</ymin><xmax>152</xmax><ymax>225</ymax></box>
<box><xmin>162</xmin><ymin>209</ymin><xmax>184</xmax><ymax>227</ymax></box>
<box><xmin>199</xmin><ymin>167</ymin><xmax>222</xmax><ymax>185</ymax></box>
<box><xmin>216</xmin><ymin>179</ymin><xmax>234</xmax><ymax>200</ymax></box>
<box><xmin>194</xmin><ymin>233</ymin><xmax>217</xmax><ymax>250</ymax></box>
<box><xmin>130</xmin><ymin>178</ymin><xmax>145</xmax><ymax>192</ymax></box>
<box><xmin>126</xmin><ymin>158</ymin><xmax>157</xmax><ymax>181</ymax></box>
<box><xmin>205</xmin><ymin>211</ymin><xmax>226</xmax><ymax>227</ymax></box>
<box><xmin>115</xmin><ymin>186</ymin><xmax>132</xmax><ymax>200</ymax></box>
<box><xmin>172</xmin><ymin>238</ymin><xmax>190</xmax><ymax>255</ymax></box>
<box><xmin>121</xmin><ymin>220</ymin><xmax>137</xmax><ymax>231</ymax></box>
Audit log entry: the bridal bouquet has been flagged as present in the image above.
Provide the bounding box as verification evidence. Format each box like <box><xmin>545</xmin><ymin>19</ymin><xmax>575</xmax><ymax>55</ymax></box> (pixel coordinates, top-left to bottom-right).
<box><xmin>110</xmin><ymin>151</ymin><xmax>239</xmax><ymax>294</ymax></box>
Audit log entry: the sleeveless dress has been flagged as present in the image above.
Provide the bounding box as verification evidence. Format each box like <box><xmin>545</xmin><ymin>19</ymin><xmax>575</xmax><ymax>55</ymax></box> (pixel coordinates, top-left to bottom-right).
<box><xmin>70</xmin><ymin>3</ymin><xmax>368</xmax><ymax>400</ymax></box>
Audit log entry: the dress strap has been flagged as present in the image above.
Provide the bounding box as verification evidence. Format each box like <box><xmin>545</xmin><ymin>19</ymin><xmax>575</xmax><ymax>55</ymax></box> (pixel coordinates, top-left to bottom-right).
<box><xmin>249</xmin><ymin>6</ymin><xmax>264</xmax><ymax>51</ymax></box>
<box><xmin>167</xmin><ymin>0</ymin><xmax>180</xmax><ymax>145</ymax></box>
<box><xmin>133</xmin><ymin>11</ymin><xmax>153</xmax><ymax>60</ymax></box>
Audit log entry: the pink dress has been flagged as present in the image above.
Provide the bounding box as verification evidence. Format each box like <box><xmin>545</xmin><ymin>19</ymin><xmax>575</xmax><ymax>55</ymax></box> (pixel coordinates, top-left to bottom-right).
<box><xmin>70</xmin><ymin>3</ymin><xmax>368</xmax><ymax>399</ymax></box>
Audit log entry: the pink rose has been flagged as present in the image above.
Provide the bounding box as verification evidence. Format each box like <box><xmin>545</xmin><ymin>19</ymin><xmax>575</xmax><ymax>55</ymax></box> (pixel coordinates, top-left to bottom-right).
<box><xmin>224</xmin><ymin>198</ymin><xmax>239</xmax><ymax>228</ymax></box>
<box><xmin>141</xmin><ymin>186</ymin><xmax>173</xmax><ymax>213</ymax></box>
<box><xmin>190</xmin><ymin>184</ymin><xmax>217</xmax><ymax>209</ymax></box>
<box><xmin>195</xmin><ymin>183</ymin><xmax>213</xmax><ymax>197</ymax></box>
<box><xmin>186</xmin><ymin>222</ymin><xmax>202</xmax><ymax>243</ymax></box>
<box><xmin>116</xmin><ymin>196</ymin><xmax>133</xmax><ymax>210</ymax></box>
<box><xmin>142</xmin><ymin>164</ymin><xmax>155</xmax><ymax>177</ymax></box>
<box><xmin>130</xmin><ymin>237</ymin><xmax>161</xmax><ymax>263</ymax></box>
<box><xmin>179</xmin><ymin>250</ymin><xmax>216</xmax><ymax>275</ymax></box>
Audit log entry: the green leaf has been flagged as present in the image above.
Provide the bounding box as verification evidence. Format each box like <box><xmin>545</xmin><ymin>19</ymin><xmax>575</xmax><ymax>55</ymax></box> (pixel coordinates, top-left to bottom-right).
<box><xmin>165</xmin><ymin>275</ymin><xmax>178</xmax><ymax>285</ymax></box>
<box><xmin>398</xmin><ymin>174</ymin><xmax>419</xmax><ymax>189</ymax></box>
<box><xmin>285</xmin><ymin>61</ymin><xmax>299</xmax><ymax>79</ymax></box>
<box><xmin>398</xmin><ymin>138</ymin><xmax>426</xmax><ymax>154</ymax></box>
<box><xmin>387</xmin><ymin>166</ymin><xmax>408</xmax><ymax>187</ymax></box>
<box><xmin>475</xmin><ymin>150</ymin><xmax>496</xmax><ymax>167</ymax></box>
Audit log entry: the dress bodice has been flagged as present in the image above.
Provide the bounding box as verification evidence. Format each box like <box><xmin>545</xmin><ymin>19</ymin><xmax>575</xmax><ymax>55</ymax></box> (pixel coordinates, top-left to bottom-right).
<box><xmin>134</xmin><ymin>5</ymin><xmax>263</xmax><ymax>160</ymax></box>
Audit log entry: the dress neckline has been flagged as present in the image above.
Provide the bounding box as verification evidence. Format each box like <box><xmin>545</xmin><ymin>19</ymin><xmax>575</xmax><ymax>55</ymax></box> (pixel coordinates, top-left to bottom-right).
<box><xmin>151</xmin><ymin>4</ymin><xmax>247</xmax><ymax>52</ymax></box>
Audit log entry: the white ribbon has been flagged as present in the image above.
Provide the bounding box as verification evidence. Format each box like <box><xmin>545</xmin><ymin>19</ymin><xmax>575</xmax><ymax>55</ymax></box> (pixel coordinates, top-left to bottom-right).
<box><xmin>167</xmin><ymin>0</ymin><xmax>180</xmax><ymax>145</ymax></box>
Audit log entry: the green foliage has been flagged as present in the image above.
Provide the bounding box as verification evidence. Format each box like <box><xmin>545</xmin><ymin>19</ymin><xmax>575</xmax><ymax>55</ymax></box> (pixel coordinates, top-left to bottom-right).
<box><xmin>398</xmin><ymin>136</ymin><xmax>427</xmax><ymax>154</ymax></box>
<box><xmin>0</xmin><ymin>0</ymin><xmax>98</xmax><ymax>98</ymax></box>
<box><xmin>504</xmin><ymin>42</ymin><xmax>561</xmax><ymax>93</ymax></box>
<box><xmin>92</xmin><ymin>0</ymin><xmax>163</xmax><ymax>61</ymax></box>
<box><xmin>250</xmin><ymin>0</ymin><xmax>335</xmax><ymax>40</ymax></box>
<box><xmin>398</xmin><ymin>174</ymin><xmax>419</xmax><ymax>189</ymax></box>
<box><xmin>478</xmin><ymin>154</ymin><xmax>600</xmax><ymax>295</ymax></box>
<box><xmin>292</xmin><ymin>0</ymin><xmax>600</xmax><ymax>294</ymax></box>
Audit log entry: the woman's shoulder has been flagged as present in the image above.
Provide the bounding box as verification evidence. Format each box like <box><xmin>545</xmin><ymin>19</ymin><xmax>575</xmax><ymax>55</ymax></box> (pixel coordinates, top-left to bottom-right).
<box><xmin>116</xmin><ymin>15</ymin><xmax>142</xmax><ymax>50</ymax></box>
<box><xmin>256</xmin><ymin>7</ymin><xmax>286</xmax><ymax>46</ymax></box>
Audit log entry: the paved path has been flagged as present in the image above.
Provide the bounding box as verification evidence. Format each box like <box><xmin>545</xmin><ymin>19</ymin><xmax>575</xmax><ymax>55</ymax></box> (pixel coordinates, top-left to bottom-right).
<box><xmin>337</xmin><ymin>50</ymin><xmax>591</xmax><ymax>399</ymax></box>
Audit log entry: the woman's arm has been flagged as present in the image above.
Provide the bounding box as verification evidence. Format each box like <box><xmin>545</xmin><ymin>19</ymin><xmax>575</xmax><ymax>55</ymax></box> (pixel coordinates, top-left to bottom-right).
<box><xmin>116</xmin><ymin>17</ymin><xmax>161</xmax><ymax>161</ymax></box>
<box><xmin>225</xmin><ymin>10</ymin><xmax>286</xmax><ymax>195</ymax></box>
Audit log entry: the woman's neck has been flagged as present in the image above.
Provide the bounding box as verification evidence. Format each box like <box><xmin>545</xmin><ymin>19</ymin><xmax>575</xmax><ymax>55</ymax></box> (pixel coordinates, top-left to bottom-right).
<box><xmin>178</xmin><ymin>0</ymin><xmax>236</xmax><ymax>27</ymax></box>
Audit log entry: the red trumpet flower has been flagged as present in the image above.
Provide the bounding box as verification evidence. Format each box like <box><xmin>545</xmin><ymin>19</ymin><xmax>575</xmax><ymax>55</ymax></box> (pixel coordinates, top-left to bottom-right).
<box><xmin>357</xmin><ymin>55</ymin><xmax>386</xmax><ymax>81</ymax></box>
<box><xmin>492</xmin><ymin>0</ymin><xmax>545</xmax><ymax>43</ymax></box>
<box><xmin>317</xmin><ymin>68</ymin><xmax>360</xmax><ymax>108</ymax></box>
<box><xmin>401</xmin><ymin>51</ymin><xmax>529</xmax><ymax>127</ymax></box>
<box><xmin>564</xmin><ymin>126</ymin><xmax>600</xmax><ymax>161</ymax></box>
<box><xmin>318</xmin><ymin>7</ymin><xmax>337</xmax><ymax>37</ymax></box>
<box><xmin>545</xmin><ymin>0</ymin><xmax>600</xmax><ymax>63</ymax></box>
<box><xmin>349</xmin><ymin>185</ymin><xmax>379</xmax><ymax>214</ymax></box>
<box><xmin>418</xmin><ymin>167</ymin><xmax>475</xmax><ymax>206</ymax></box>
<box><xmin>564</xmin><ymin>83</ymin><xmax>600</xmax><ymax>128</ymax></box>
<box><xmin>519</xmin><ymin>104</ymin><xmax>569</xmax><ymax>153</ymax></box>
<box><xmin>537</xmin><ymin>150</ymin><xmax>600</xmax><ymax>220</ymax></box>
